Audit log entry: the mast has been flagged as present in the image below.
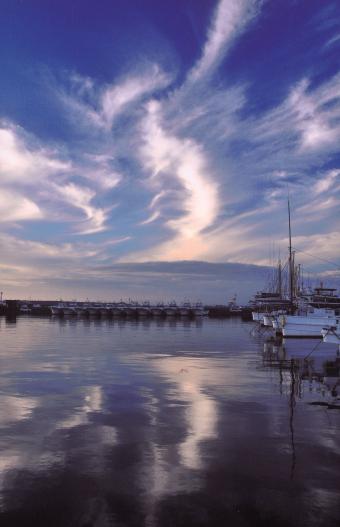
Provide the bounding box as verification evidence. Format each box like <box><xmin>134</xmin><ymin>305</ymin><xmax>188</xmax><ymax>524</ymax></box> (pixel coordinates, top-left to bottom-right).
<box><xmin>288</xmin><ymin>198</ymin><xmax>294</xmax><ymax>305</ymax></box>
<box><xmin>278</xmin><ymin>259</ymin><xmax>282</xmax><ymax>299</ymax></box>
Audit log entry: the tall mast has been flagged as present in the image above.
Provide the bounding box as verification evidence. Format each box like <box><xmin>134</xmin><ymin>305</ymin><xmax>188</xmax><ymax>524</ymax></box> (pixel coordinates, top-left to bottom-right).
<box><xmin>278</xmin><ymin>259</ymin><xmax>282</xmax><ymax>299</ymax></box>
<box><xmin>288</xmin><ymin>198</ymin><xmax>294</xmax><ymax>305</ymax></box>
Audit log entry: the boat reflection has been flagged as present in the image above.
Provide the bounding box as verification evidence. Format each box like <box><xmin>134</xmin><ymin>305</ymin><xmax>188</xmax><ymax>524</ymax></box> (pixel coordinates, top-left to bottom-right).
<box><xmin>262</xmin><ymin>337</ymin><xmax>340</xmax><ymax>480</ymax></box>
<box><xmin>49</xmin><ymin>316</ymin><xmax>204</xmax><ymax>330</ymax></box>
<box><xmin>263</xmin><ymin>338</ymin><xmax>340</xmax><ymax>404</ymax></box>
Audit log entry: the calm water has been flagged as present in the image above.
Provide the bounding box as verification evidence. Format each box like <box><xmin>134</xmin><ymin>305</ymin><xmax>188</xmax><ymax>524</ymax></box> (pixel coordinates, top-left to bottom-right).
<box><xmin>0</xmin><ymin>316</ymin><xmax>339</xmax><ymax>527</ymax></box>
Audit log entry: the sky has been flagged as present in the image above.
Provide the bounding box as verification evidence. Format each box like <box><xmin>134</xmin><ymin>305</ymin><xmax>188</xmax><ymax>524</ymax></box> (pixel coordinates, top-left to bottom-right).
<box><xmin>0</xmin><ymin>0</ymin><xmax>339</xmax><ymax>302</ymax></box>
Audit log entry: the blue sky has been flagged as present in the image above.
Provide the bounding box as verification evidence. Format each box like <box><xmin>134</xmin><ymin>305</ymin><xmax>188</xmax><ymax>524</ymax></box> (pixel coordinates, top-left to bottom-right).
<box><xmin>0</xmin><ymin>0</ymin><xmax>339</xmax><ymax>301</ymax></box>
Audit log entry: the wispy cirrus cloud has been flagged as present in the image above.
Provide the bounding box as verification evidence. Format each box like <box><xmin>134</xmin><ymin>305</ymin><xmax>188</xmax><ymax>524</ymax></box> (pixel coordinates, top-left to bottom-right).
<box><xmin>0</xmin><ymin>123</ymin><xmax>70</xmax><ymax>184</ymax></box>
<box><xmin>136</xmin><ymin>100</ymin><xmax>219</xmax><ymax>258</ymax></box>
<box><xmin>0</xmin><ymin>120</ymin><xmax>120</xmax><ymax>235</ymax></box>
<box><xmin>188</xmin><ymin>0</ymin><xmax>262</xmax><ymax>83</ymax></box>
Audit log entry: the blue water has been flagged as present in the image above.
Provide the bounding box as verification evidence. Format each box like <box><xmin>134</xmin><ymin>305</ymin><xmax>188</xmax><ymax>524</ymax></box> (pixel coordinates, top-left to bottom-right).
<box><xmin>0</xmin><ymin>316</ymin><xmax>339</xmax><ymax>526</ymax></box>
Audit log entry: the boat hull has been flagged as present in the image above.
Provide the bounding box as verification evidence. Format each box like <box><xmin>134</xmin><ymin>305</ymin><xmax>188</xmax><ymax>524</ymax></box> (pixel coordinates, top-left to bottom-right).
<box><xmin>321</xmin><ymin>328</ymin><xmax>340</xmax><ymax>344</ymax></box>
<box><xmin>263</xmin><ymin>315</ymin><xmax>275</xmax><ymax>327</ymax></box>
<box><xmin>252</xmin><ymin>312</ymin><xmax>265</xmax><ymax>323</ymax></box>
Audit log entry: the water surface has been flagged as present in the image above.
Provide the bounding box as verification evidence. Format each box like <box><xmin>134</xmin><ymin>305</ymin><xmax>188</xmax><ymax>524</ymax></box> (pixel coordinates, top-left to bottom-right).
<box><xmin>0</xmin><ymin>317</ymin><xmax>339</xmax><ymax>526</ymax></box>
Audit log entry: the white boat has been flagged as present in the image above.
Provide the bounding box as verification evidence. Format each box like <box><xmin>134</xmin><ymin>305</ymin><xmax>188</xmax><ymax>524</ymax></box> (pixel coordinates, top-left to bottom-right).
<box><xmin>125</xmin><ymin>303</ymin><xmax>138</xmax><ymax>317</ymax></box>
<box><xmin>74</xmin><ymin>305</ymin><xmax>85</xmax><ymax>316</ymax></box>
<box><xmin>179</xmin><ymin>301</ymin><xmax>191</xmax><ymax>317</ymax></box>
<box><xmin>252</xmin><ymin>311</ymin><xmax>265</xmax><ymax>323</ymax></box>
<box><xmin>138</xmin><ymin>301</ymin><xmax>151</xmax><ymax>317</ymax></box>
<box><xmin>63</xmin><ymin>304</ymin><xmax>77</xmax><ymax>316</ymax></box>
<box><xmin>228</xmin><ymin>294</ymin><xmax>242</xmax><ymax>315</ymax></box>
<box><xmin>20</xmin><ymin>304</ymin><xmax>31</xmax><ymax>314</ymax></box>
<box><xmin>99</xmin><ymin>305</ymin><xmax>110</xmax><ymax>316</ymax></box>
<box><xmin>263</xmin><ymin>309</ymin><xmax>289</xmax><ymax>329</ymax></box>
<box><xmin>50</xmin><ymin>303</ymin><xmax>64</xmax><ymax>315</ymax></box>
<box><xmin>263</xmin><ymin>314</ymin><xmax>275</xmax><ymax>327</ymax></box>
<box><xmin>279</xmin><ymin>309</ymin><xmax>339</xmax><ymax>338</ymax></box>
<box><xmin>301</xmin><ymin>284</ymin><xmax>340</xmax><ymax>311</ymax></box>
<box><xmin>165</xmin><ymin>302</ymin><xmax>178</xmax><ymax>316</ymax></box>
<box><xmin>193</xmin><ymin>302</ymin><xmax>204</xmax><ymax>316</ymax></box>
<box><xmin>152</xmin><ymin>303</ymin><xmax>164</xmax><ymax>316</ymax></box>
<box><xmin>50</xmin><ymin>303</ymin><xmax>75</xmax><ymax>316</ymax></box>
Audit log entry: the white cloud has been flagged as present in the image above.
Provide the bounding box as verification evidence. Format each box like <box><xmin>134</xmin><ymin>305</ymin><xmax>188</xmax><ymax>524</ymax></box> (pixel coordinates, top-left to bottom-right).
<box><xmin>0</xmin><ymin>121</ymin><xmax>122</xmax><ymax>234</ymax></box>
<box><xmin>55</xmin><ymin>183</ymin><xmax>110</xmax><ymax>234</ymax></box>
<box><xmin>0</xmin><ymin>190</ymin><xmax>42</xmax><ymax>222</ymax></box>
<box><xmin>254</xmin><ymin>75</ymin><xmax>340</xmax><ymax>154</ymax></box>
<box><xmin>0</xmin><ymin>124</ymin><xmax>70</xmax><ymax>184</ymax></box>
<box><xmin>140</xmin><ymin>210</ymin><xmax>160</xmax><ymax>225</ymax></box>
<box><xmin>101</xmin><ymin>65</ymin><xmax>172</xmax><ymax>128</ymax></box>
<box><xmin>188</xmin><ymin>0</ymin><xmax>261</xmax><ymax>83</ymax></box>
<box><xmin>135</xmin><ymin>100</ymin><xmax>219</xmax><ymax>258</ymax></box>
<box><xmin>313</xmin><ymin>169</ymin><xmax>339</xmax><ymax>194</ymax></box>
<box><xmin>0</xmin><ymin>0</ymin><xmax>339</xmax><ymax>296</ymax></box>
<box><xmin>55</xmin><ymin>64</ymin><xmax>172</xmax><ymax>131</ymax></box>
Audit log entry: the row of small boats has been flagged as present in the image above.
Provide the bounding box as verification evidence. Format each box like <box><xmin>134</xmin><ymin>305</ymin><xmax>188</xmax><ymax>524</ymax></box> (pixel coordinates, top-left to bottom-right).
<box><xmin>49</xmin><ymin>301</ymin><xmax>208</xmax><ymax>318</ymax></box>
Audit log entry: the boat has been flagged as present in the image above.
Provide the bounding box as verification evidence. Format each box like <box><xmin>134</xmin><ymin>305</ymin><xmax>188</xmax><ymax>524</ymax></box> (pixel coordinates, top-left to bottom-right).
<box><xmin>278</xmin><ymin>308</ymin><xmax>339</xmax><ymax>338</ymax></box>
<box><xmin>300</xmin><ymin>284</ymin><xmax>340</xmax><ymax>312</ymax></box>
<box><xmin>125</xmin><ymin>302</ymin><xmax>138</xmax><ymax>317</ymax></box>
<box><xmin>228</xmin><ymin>294</ymin><xmax>242</xmax><ymax>315</ymax></box>
<box><xmin>19</xmin><ymin>303</ymin><xmax>31</xmax><ymax>314</ymax></box>
<box><xmin>193</xmin><ymin>301</ymin><xmax>204</xmax><ymax>317</ymax></box>
<box><xmin>50</xmin><ymin>302</ymin><xmax>75</xmax><ymax>316</ymax></box>
<box><xmin>165</xmin><ymin>301</ymin><xmax>178</xmax><ymax>317</ymax></box>
<box><xmin>138</xmin><ymin>301</ymin><xmax>151</xmax><ymax>317</ymax></box>
<box><xmin>321</xmin><ymin>326</ymin><xmax>340</xmax><ymax>345</ymax></box>
<box><xmin>251</xmin><ymin>199</ymin><xmax>308</xmax><ymax>328</ymax></box>
<box><xmin>179</xmin><ymin>301</ymin><xmax>191</xmax><ymax>317</ymax></box>
<box><xmin>251</xmin><ymin>292</ymin><xmax>291</xmax><ymax>324</ymax></box>
<box><xmin>50</xmin><ymin>303</ymin><xmax>65</xmax><ymax>316</ymax></box>
<box><xmin>99</xmin><ymin>305</ymin><xmax>110</xmax><ymax>317</ymax></box>
<box><xmin>152</xmin><ymin>303</ymin><xmax>165</xmax><ymax>317</ymax></box>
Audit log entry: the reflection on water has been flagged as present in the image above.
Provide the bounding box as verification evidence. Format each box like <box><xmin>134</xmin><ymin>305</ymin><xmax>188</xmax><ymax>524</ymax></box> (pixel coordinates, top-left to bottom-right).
<box><xmin>263</xmin><ymin>338</ymin><xmax>340</xmax><ymax>403</ymax></box>
<box><xmin>262</xmin><ymin>338</ymin><xmax>340</xmax><ymax>483</ymax></box>
<box><xmin>0</xmin><ymin>317</ymin><xmax>339</xmax><ymax>526</ymax></box>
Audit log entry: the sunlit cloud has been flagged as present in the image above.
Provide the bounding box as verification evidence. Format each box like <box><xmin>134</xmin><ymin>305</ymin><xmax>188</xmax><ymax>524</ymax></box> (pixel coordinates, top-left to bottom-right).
<box><xmin>0</xmin><ymin>190</ymin><xmax>43</xmax><ymax>222</ymax></box>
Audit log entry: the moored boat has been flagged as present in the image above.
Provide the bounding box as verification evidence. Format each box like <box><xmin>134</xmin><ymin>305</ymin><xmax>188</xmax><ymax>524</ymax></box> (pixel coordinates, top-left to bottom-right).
<box><xmin>179</xmin><ymin>301</ymin><xmax>191</xmax><ymax>317</ymax></box>
<box><xmin>138</xmin><ymin>301</ymin><xmax>151</xmax><ymax>317</ymax></box>
<box><xmin>193</xmin><ymin>302</ymin><xmax>204</xmax><ymax>316</ymax></box>
<box><xmin>165</xmin><ymin>301</ymin><xmax>178</xmax><ymax>316</ymax></box>
<box><xmin>321</xmin><ymin>326</ymin><xmax>340</xmax><ymax>344</ymax></box>
<box><xmin>279</xmin><ymin>308</ymin><xmax>339</xmax><ymax>338</ymax></box>
<box><xmin>152</xmin><ymin>303</ymin><xmax>164</xmax><ymax>317</ymax></box>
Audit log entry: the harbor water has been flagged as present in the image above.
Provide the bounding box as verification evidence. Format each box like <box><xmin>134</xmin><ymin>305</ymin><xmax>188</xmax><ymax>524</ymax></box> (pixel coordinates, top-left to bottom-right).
<box><xmin>0</xmin><ymin>316</ymin><xmax>339</xmax><ymax>526</ymax></box>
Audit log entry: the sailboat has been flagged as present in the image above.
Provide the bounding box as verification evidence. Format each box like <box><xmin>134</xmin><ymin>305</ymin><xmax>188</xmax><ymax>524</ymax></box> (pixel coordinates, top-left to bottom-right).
<box><xmin>272</xmin><ymin>200</ymin><xmax>340</xmax><ymax>337</ymax></box>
